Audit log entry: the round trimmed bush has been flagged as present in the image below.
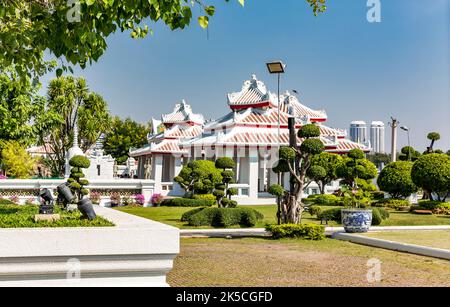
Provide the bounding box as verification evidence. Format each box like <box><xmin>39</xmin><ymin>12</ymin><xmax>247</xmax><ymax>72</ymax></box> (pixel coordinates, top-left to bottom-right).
<box><xmin>268</xmin><ymin>184</ymin><xmax>284</xmax><ymax>197</ymax></box>
<box><xmin>279</xmin><ymin>146</ymin><xmax>296</xmax><ymax>161</ymax></box>
<box><xmin>371</xmin><ymin>208</ymin><xmax>383</xmax><ymax>225</ymax></box>
<box><xmin>298</xmin><ymin>124</ymin><xmax>321</xmax><ymax>138</ymax></box>
<box><xmin>300</xmin><ymin>139</ymin><xmax>324</xmax><ymax>155</ymax></box>
<box><xmin>411</xmin><ymin>153</ymin><xmax>450</xmax><ymax>199</ymax></box>
<box><xmin>348</xmin><ymin>149</ymin><xmax>365</xmax><ymax>160</ymax></box>
<box><xmin>69</xmin><ymin>155</ymin><xmax>91</xmax><ymax>168</ymax></box>
<box><xmin>377</xmin><ymin>161</ymin><xmax>417</xmax><ymax>199</ymax></box>
<box><xmin>215</xmin><ymin>157</ymin><xmax>236</xmax><ymax>169</ymax></box>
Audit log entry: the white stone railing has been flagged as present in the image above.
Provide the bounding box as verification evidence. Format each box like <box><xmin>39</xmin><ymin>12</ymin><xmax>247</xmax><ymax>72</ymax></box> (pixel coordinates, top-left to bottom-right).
<box><xmin>0</xmin><ymin>179</ymin><xmax>155</xmax><ymax>206</ymax></box>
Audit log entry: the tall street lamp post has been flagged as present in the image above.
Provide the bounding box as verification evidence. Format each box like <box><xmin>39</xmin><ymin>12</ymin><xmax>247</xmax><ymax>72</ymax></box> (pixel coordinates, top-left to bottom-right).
<box><xmin>266</xmin><ymin>61</ymin><xmax>285</xmax><ymax>225</ymax></box>
<box><xmin>400</xmin><ymin>126</ymin><xmax>411</xmax><ymax>161</ymax></box>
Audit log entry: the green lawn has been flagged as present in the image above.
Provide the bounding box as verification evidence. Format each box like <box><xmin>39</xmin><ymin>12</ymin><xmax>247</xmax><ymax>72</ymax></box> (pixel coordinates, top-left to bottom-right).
<box><xmin>362</xmin><ymin>230</ymin><xmax>450</xmax><ymax>250</ymax></box>
<box><xmin>116</xmin><ymin>205</ymin><xmax>450</xmax><ymax>228</ymax></box>
<box><xmin>0</xmin><ymin>204</ymin><xmax>114</xmax><ymax>228</ymax></box>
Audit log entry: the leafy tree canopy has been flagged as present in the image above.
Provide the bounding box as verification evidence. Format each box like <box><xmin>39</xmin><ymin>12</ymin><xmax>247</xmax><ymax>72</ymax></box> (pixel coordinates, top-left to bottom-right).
<box><xmin>0</xmin><ymin>0</ymin><xmax>326</xmax><ymax>82</ymax></box>
<box><xmin>377</xmin><ymin>161</ymin><xmax>417</xmax><ymax>199</ymax></box>
<box><xmin>411</xmin><ymin>153</ymin><xmax>450</xmax><ymax>202</ymax></box>
<box><xmin>34</xmin><ymin>76</ymin><xmax>111</xmax><ymax>176</ymax></box>
<box><xmin>103</xmin><ymin>117</ymin><xmax>150</xmax><ymax>164</ymax></box>
<box><xmin>174</xmin><ymin>160</ymin><xmax>222</xmax><ymax>196</ymax></box>
<box><xmin>0</xmin><ymin>140</ymin><xmax>36</xmax><ymax>178</ymax></box>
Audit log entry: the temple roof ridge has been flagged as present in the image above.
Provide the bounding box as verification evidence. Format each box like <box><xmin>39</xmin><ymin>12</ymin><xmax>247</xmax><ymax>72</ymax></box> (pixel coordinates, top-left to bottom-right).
<box><xmin>161</xmin><ymin>99</ymin><xmax>204</xmax><ymax>125</ymax></box>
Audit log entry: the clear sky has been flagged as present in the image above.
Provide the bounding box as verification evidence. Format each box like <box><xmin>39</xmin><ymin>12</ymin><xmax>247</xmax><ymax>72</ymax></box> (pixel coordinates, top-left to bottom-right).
<box><xmin>41</xmin><ymin>0</ymin><xmax>450</xmax><ymax>152</ymax></box>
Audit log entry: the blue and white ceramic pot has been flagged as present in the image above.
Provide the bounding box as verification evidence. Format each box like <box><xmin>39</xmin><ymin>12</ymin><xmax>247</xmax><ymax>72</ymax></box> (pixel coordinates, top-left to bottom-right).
<box><xmin>341</xmin><ymin>209</ymin><xmax>372</xmax><ymax>233</ymax></box>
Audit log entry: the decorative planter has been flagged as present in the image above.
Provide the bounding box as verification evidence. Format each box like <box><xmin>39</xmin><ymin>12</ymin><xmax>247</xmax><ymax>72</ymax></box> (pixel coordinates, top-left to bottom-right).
<box><xmin>77</xmin><ymin>198</ymin><xmax>97</xmax><ymax>220</ymax></box>
<box><xmin>341</xmin><ymin>209</ymin><xmax>372</xmax><ymax>233</ymax></box>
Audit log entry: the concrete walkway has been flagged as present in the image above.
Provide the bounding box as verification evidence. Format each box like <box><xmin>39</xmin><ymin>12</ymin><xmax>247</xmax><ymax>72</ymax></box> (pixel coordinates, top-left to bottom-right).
<box><xmin>332</xmin><ymin>232</ymin><xmax>450</xmax><ymax>261</ymax></box>
<box><xmin>180</xmin><ymin>225</ymin><xmax>450</xmax><ymax>238</ymax></box>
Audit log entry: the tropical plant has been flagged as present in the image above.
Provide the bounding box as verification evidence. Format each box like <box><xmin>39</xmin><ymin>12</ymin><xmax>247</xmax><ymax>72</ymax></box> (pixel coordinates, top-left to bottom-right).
<box><xmin>34</xmin><ymin>76</ymin><xmax>111</xmax><ymax>177</ymax></box>
<box><xmin>398</xmin><ymin>146</ymin><xmax>421</xmax><ymax>162</ymax></box>
<box><xmin>268</xmin><ymin>124</ymin><xmax>324</xmax><ymax>224</ymax></box>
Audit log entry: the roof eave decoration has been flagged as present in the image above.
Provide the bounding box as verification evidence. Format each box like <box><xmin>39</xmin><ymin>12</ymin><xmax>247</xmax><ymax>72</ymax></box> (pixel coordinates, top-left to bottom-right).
<box><xmin>227</xmin><ymin>74</ymin><xmax>277</xmax><ymax>109</ymax></box>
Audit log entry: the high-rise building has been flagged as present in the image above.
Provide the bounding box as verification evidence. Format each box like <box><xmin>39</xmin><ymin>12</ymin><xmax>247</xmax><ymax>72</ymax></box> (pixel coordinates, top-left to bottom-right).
<box><xmin>349</xmin><ymin>121</ymin><xmax>367</xmax><ymax>144</ymax></box>
<box><xmin>370</xmin><ymin>121</ymin><xmax>385</xmax><ymax>154</ymax></box>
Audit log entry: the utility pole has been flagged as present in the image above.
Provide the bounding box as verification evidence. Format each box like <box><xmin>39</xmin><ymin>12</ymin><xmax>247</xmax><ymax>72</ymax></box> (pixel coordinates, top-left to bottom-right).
<box><xmin>389</xmin><ymin>117</ymin><xmax>398</xmax><ymax>162</ymax></box>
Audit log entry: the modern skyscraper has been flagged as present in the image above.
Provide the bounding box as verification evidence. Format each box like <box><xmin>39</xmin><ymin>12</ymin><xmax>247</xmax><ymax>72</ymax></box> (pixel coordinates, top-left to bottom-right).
<box><xmin>370</xmin><ymin>121</ymin><xmax>385</xmax><ymax>154</ymax></box>
<box><xmin>349</xmin><ymin>121</ymin><xmax>367</xmax><ymax>144</ymax></box>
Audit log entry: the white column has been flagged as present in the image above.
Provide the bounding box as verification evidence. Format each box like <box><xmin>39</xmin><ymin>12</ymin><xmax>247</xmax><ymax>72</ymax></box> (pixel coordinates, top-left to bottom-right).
<box><xmin>172</xmin><ymin>157</ymin><xmax>184</xmax><ymax>196</ymax></box>
<box><xmin>248</xmin><ymin>148</ymin><xmax>259</xmax><ymax>201</ymax></box>
<box><xmin>153</xmin><ymin>155</ymin><xmax>163</xmax><ymax>193</ymax></box>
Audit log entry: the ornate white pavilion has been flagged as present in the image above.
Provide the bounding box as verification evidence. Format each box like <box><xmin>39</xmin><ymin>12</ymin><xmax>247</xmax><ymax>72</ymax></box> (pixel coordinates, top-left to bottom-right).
<box><xmin>130</xmin><ymin>75</ymin><xmax>370</xmax><ymax>204</ymax></box>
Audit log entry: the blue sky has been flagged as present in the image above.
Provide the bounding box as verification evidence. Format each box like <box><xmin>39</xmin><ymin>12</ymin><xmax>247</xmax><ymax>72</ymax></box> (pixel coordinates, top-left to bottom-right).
<box><xmin>41</xmin><ymin>0</ymin><xmax>450</xmax><ymax>151</ymax></box>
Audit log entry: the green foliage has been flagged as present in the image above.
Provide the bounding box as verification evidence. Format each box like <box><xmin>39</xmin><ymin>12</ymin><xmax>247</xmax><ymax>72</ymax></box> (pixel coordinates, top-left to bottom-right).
<box><xmin>307</xmin><ymin>205</ymin><xmax>322</xmax><ymax>217</ymax></box>
<box><xmin>103</xmin><ymin>117</ymin><xmax>150</xmax><ymax>164</ymax></box>
<box><xmin>300</xmin><ymin>138</ymin><xmax>324</xmax><ymax>155</ymax></box>
<box><xmin>337</xmin><ymin>155</ymin><xmax>377</xmax><ymax>186</ymax></box>
<box><xmin>213</xmin><ymin>189</ymin><xmax>225</xmax><ymax>199</ymax></box>
<box><xmin>371</xmin><ymin>208</ymin><xmax>390</xmax><ymax>225</ymax></box>
<box><xmin>305</xmin><ymin>194</ymin><xmax>341</xmax><ymax>206</ymax></box>
<box><xmin>266</xmin><ymin>224</ymin><xmax>325</xmax><ymax>240</ymax></box>
<box><xmin>268</xmin><ymin>184</ymin><xmax>285</xmax><ymax>197</ymax></box>
<box><xmin>227</xmin><ymin>188</ymin><xmax>238</xmax><ymax>197</ymax></box>
<box><xmin>0</xmin><ymin>70</ymin><xmax>43</xmax><ymax>146</ymax></box>
<box><xmin>175</xmin><ymin>160</ymin><xmax>222</xmax><ymax>195</ymax></box>
<box><xmin>180</xmin><ymin>207</ymin><xmax>207</xmax><ymax>222</ymax></box>
<box><xmin>377</xmin><ymin>161</ymin><xmax>417</xmax><ymax>199</ymax></box>
<box><xmin>0</xmin><ymin>140</ymin><xmax>36</xmax><ymax>178</ymax></box>
<box><xmin>307</xmin><ymin>165</ymin><xmax>326</xmax><ymax>181</ymax></box>
<box><xmin>0</xmin><ymin>205</ymin><xmax>113</xmax><ymax>228</ymax></box>
<box><xmin>279</xmin><ymin>146</ymin><xmax>296</xmax><ymax>161</ymax></box>
<box><xmin>398</xmin><ymin>146</ymin><xmax>421</xmax><ymax>162</ymax></box>
<box><xmin>355</xmin><ymin>178</ymin><xmax>377</xmax><ymax>192</ymax></box>
<box><xmin>272</xmin><ymin>160</ymin><xmax>290</xmax><ymax>173</ymax></box>
<box><xmin>184</xmin><ymin>207</ymin><xmax>264</xmax><ymax>227</ymax></box>
<box><xmin>191</xmin><ymin>194</ymin><xmax>216</xmax><ymax>202</ymax></box>
<box><xmin>415</xmin><ymin>201</ymin><xmax>450</xmax><ymax>214</ymax></box>
<box><xmin>0</xmin><ymin>1</ymin><xmax>327</xmax><ymax>82</ymax></box>
<box><xmin>366</xmin><ymin>153</ymin><xmax>391</xmax><ymax>168</ymax></box>
<box><xmin>309</xmin><ymin>153</ymin><xmax>343</xmax><ymax>193</ymax></box>
<box><xmin>411</xmin><ymin>154</ymin><xmax>450</xmax><ymax>201</ymax></box>
<box><xmin>69</xmin><ymin>155</ymin><xmax>91</xmax><ymax>168</ymax></box>
<box><xmin>371</xmin><ymin>208</ymin><xmax>383</xmax><ymax>225</ymax></box>
<box><xmin>427</xmin><ymin>132</ymin><xmax>441</xmax><ymax>141</ymax></box>
<box><xmin>215</xmin><ymin>157</ymin><xmax>236</xmax><ymax>170</ymax></box>
<box><xmin>34</xmin><ymin>76</ymin><xmax>111</xmax><ymax>177</ymax></box>
<box><xmin>373</xmin><ymin>198</ymin><xmax>410</xmax><ymax>209</ymax></box>
<box><xmin>67</xmin><ymin>155</ymin><xmax>90</xmax><ymax>202</ymax></box>
<box><xmin>348</xmin><ymin>149</ymin><xmax>365</xmax><ymax>160</ymax></box>
<box><xmin>160</xmin><ymin>198</ymin><xmax>215</xmax><ymax>207</ymax></box>
<box><xmin>317</xmin><ymin>208</ymin><xmax>342</xmax><ymax>222</ymax></box>
<box><xmin>298</xmin><ymin>124</ymin><xmax>321</xmax><ymax>138</ymax></box>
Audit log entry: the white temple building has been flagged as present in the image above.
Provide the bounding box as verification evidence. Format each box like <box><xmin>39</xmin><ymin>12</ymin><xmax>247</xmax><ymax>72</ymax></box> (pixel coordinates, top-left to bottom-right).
<box><xmin>130</xmin><ymin>75</ymin><xmax>370</xmax><ymax>204</ymax></box>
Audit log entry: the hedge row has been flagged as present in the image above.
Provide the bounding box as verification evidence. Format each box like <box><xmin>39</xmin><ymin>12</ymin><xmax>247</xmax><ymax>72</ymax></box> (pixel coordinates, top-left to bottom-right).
<box><xmin>266</xmin><ymin>224</ymin><xmax>325</xmax><ymax>240</ymax></box>
<box><xmin>182</xmin><ymin>207</ymin><xmax>264</xmax><ymax>227</ymax></box>
<box><xmin>160</xmin><ymin>198</ymin><xmax>215</xmax><ymax>207</ymax></box>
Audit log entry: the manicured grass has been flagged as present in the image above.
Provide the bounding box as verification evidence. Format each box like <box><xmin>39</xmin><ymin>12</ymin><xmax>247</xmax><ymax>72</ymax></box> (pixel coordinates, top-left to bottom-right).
<box><xmin>168</xmin><ymin>237</ymin><xmax>450</xmax><ymax>286</ymax></box>
<box><xmin>116</xmin><ymin>205</ymin><xmax>450</xmax><ymax>228</ymax></box>
<box><xmin>363</xmin><ymin>230</ymin><xmax>450</xmax><ymax>250</ymax></box>
<box><xmin>0</xmin><ymin>204</ymin><xmax>114</xmax><ymax>228</ymax></box>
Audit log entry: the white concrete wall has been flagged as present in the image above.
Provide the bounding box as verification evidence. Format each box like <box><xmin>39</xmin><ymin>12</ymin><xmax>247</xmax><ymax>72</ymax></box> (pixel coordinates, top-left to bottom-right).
<box><xmin>0</xmin><ymin>206</ymin><xmax>179</xmax><ymax>287</ymax></box>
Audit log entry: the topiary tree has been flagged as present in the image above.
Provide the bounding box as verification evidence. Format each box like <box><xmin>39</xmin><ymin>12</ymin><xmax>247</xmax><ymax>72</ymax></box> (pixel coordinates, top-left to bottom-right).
<box><xmin>308</xmin><ymin>152</ymin><xmax>343</xmax><ymax>194</ymax></box>
<box><xmin>67</xmin><ymin>155</ymin><xmax>91</xmax><ymax>202</ymax></box>
<box><xmin>214</xmin><ymin>157</ymin><xmax>237</xmax><ymax>207</ymax></box>
<box><xmin>398</xmin><ymin>146</ymin><xmax>421</xmax><ymax>162</ymax></box>
<box><xmin>377</xmin><ymin>161</ymin><xmax>418</xmax><ymax>199</ymax></box>
<box><xmin>268</xmin><ymin>124</ymin><xmax>324</xmax><ymax>224</ymax></box>
<box><xmin>174</xmin><ymin>160</ymin><xmax>222</xmax><ymax>197</ymax></box>
<box><xmin>411</xmin><ymin>153</ymin><xmax>450</xmax><ymax>202</ymax></box>
<box><xmin>336</xmin><ymin>149</ymin><xmax>377</xmax><ymax>188</ymax></box>
<box><xmin>426</xmin><ymin>132</ymin><xmax>441</xmax><ymax>153</ymax></box>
